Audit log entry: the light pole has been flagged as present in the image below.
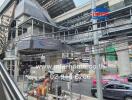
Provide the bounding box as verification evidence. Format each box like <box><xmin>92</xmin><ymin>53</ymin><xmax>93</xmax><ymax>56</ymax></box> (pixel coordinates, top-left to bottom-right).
<box><xmin>91</xmin><ymin>0</ymin><xmax>103</xmax><ymax>100</ymax></box>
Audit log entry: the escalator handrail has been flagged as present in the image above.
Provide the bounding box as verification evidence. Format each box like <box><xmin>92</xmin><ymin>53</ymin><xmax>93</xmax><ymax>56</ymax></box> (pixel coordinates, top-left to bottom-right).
<box><xmin>0</xmin><ymin>61</ymin><xmax>25</xmax><ymax>100</ymax></box>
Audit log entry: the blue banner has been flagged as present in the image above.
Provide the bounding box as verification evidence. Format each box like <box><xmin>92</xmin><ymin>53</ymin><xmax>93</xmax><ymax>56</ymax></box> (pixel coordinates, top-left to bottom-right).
<box><xmin>91</xmin><ymin>7</ymin><xmax>110</xmax><ymax>20</ymax></box>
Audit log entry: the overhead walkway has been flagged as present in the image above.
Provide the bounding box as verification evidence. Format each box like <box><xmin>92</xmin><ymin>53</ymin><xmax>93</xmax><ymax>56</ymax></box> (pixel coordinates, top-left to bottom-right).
<box><xmin>52</xmin><ymin>14</ymin><xmax>132</xmax><ymax>45</ymax></box>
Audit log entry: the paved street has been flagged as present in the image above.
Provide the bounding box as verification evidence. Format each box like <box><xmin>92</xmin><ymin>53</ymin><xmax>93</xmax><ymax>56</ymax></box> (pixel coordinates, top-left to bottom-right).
<box><xmin>53</xmin><ymin>79</ymin><xmax>92</xmax><ymax>96</ymax></box>
<box><xmin>53</xmin><ymin>79</ymin><xmax>109</xmax><ymax>100</ymax></box>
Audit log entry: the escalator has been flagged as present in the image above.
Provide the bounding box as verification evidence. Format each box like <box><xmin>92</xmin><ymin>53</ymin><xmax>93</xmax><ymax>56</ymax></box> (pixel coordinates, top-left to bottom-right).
<box><xmin>0</xmin><ymin>61</ymin><xmax>25</xmax><ymax>100</ymax></box>
<box><xmin>0</xmin><ymin>80</ymin><xmax>7</xmax><ymax>100</ymax></box>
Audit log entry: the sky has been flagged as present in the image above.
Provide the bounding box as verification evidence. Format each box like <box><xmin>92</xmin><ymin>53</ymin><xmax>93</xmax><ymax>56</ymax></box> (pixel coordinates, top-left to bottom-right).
<box><xmin>0</xmin><ymin>0</ymin><xmax>5</xmax><ymax>6</ymax></box>
<box><xmin>0</xmin><ymin>0</ymin><xmax>91</xmax><ymax>7</ymax></box>
<box><xmin>73</xmin><ymin>0</ymin><xmax>90</xmax><ymax>7</ymax></box>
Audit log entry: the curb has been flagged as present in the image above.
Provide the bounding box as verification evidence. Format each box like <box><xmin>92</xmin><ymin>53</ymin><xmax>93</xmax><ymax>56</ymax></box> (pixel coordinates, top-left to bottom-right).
<box><xmin>62</xmin><ymin>90</ymin><xmax>97</xmax><ymax>100</ymax></box>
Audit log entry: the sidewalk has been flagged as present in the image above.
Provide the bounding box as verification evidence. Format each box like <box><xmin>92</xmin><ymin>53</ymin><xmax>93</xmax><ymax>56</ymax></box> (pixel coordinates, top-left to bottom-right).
<box><xmin>63</xmin><ymin>91</ymin><xmax>97</xmax><ymax>100</ymax></box>
<box><xmin>17</xmin><ymin>81</ymin><xmax>97</xmax><ymax>100</ymax></box>
<box><xmin>27</xmin><ymin>93</ymin><xmax>97</xmax><ymax>100</ymax></box>
<box><xmin>26</xmin><ymin>90</ymin><xmax>97</xmax><ymax>100</ymax></box>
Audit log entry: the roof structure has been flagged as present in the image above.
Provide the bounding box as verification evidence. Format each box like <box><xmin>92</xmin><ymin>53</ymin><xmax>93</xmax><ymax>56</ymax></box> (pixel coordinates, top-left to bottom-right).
<box><xmin>15</xmin><ymin>0</ymin><xmax>56</xmax><ymax>25</ymax></box>
<box><xmin>0</xmin><ymin>0</ymin><xmax>10</xmax><ymax>14</ymax></box>
<box><xmin>37</xmin><ymin>0</ymin><xmax>75</xmax><ymax>18</ymax></box>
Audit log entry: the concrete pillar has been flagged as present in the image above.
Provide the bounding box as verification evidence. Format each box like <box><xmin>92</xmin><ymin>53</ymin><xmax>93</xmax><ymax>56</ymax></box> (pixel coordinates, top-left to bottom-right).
<box><xmin>14</xmin><ymin>59</ymin><xmax>19</xmax><ymax>82</ymax></box>
<box><xmin>14</xmin><ymin>46</ymin><xmax>19</xmax><ymax>82</ymax></box>
<box><xmin>116</xmin><ymin>38</ymin><xmax>131</xmax><ymax>76</ymax></box>
<box><xmin>14</xmin><ymin>22</ymin><xmax>19</xmax><ymax>82</ymax></box>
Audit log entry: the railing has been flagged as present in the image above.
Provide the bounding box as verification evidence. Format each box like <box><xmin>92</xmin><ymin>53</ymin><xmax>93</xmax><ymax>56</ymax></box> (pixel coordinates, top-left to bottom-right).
<box><xmin>0</xmin><ymin>61</ymin><xmax>25</xmax><ymax>100</ymax></box>
<box><xmin>12</xmin><ymin>15</ymin><xmax>132</xmax><ymax>45</ymax></box>
<box><xmin>59</xmin><ymin>18</ymin><xmax>132</xmax><ymax>44</ymax></box>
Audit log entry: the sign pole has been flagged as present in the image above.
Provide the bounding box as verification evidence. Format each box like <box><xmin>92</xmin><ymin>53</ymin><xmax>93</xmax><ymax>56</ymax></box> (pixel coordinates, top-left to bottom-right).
<box><xmin>91</xmin><ymin>0</ymin><xmax>103</xmax><ymax>100</ymax></box>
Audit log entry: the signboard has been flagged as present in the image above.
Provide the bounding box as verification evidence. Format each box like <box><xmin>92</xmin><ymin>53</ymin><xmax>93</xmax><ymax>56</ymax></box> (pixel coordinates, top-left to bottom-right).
<box><xmin>91</xmin><ymin>7</ymin><xmax>110</xmax><ymax>20</ymax></box>
<box><xmin>105</xmin><ymin>44</ymin><xmax>117</xmax><ymax>61</ymax></box>
<box><xmin>80</xmin><ymin>57</ymin><xmax>90</xmax><ymax>63</ymax></box>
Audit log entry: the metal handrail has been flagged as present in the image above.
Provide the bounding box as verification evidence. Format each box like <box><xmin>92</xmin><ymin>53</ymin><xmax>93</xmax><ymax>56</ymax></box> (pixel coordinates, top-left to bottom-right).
<box><xmin>0</xmin><ymin>61</ymin><xmax>25</xmax><ymax>100</ymax></box>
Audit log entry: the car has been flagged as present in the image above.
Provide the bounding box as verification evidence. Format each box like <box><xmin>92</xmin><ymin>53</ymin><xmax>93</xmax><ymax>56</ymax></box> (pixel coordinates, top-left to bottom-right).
<box><xmin>92</xmin><ymin>74</ymin><xmax>128</xmax><ymax>87</ymax></box>
<box><xmin>127</xmin><ymin>74</ymin><xmax>132</xmax><ymax>82</ymax></box>
<box><xmin>91</xmin><ymin>82</ymin><xmax>132</xmax><ymax>100</ymax></box>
